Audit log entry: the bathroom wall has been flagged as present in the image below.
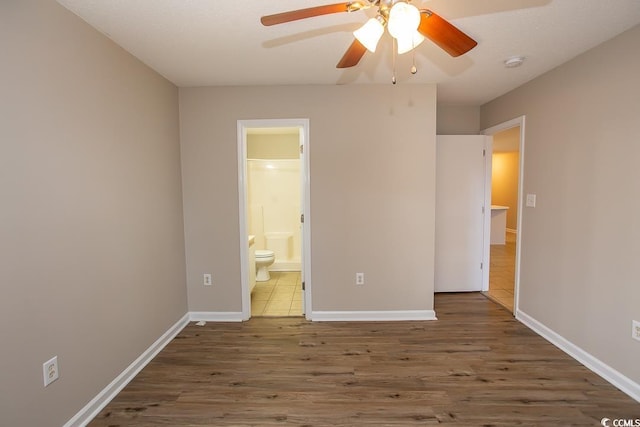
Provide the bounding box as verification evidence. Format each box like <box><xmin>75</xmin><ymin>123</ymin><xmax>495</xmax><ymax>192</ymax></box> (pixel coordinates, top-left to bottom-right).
<box><xmin>0</xmin><ymin>1</ymin><xmax>187</xmax><ymax>425</ymax></box>
<box><xmin>247</xmin><ymin>132</ymin><xmax>299</xmax><ymax>159</ymax></box>
<box><xmin>491</xmin><ymin>151</ymin><xmax>519</xmax><ymax>231</ymax></box>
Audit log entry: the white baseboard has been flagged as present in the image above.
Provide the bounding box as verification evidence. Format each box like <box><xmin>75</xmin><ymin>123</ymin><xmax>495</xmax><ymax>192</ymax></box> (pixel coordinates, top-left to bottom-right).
<box><xmin>64</xmin><ymin>313</ymin><xmax>190</xmax><ymax>427</ymax></box>
<box><xmin>310</xmin><ymin>310</ymin><xmax>437</xmax><ymax>322</ymax></box>
<box><xmin>516</xmin><ymin>309</ymin><xmax>640</xmax><ymax>403</ymax></box>
<box><xmin>189</xmin><ymin>311</ymin><xmax>244</xmax><ymax>322</ymax></box>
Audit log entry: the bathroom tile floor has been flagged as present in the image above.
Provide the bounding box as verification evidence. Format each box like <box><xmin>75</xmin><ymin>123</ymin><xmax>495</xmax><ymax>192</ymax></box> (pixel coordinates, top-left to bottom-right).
<box><xmin>251</xmin><ymin>271</ymin><xmax>303</xmax><ymax>317</ymax></box>
<box><xmin>483</xmin><ymin>232</ymin><xmax>516</xmax><ymax>312</ymax></box>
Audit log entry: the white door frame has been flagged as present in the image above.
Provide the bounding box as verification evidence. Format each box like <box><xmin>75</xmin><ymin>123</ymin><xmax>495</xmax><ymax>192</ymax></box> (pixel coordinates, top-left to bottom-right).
<box><xmin>482</xmin><ymin>135</ymin><xmax>492</xmax><ymax>294</ymax></box>
<box><xmin>482</xmin><ymin>115</ymin><xmax>526</xmax><ymax>314</ymax></box>
<box><xmin>237</xmin><ymin>118</ymin><xmax>312</xmax><ymax>321</ymax></box>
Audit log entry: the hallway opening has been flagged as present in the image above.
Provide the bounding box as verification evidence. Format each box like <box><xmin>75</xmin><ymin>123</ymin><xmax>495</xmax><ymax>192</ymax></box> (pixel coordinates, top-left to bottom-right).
<box><xmin>484</xmin><ymin>232</ymin><xmax>516</xmax><ymax>312</ymax></box>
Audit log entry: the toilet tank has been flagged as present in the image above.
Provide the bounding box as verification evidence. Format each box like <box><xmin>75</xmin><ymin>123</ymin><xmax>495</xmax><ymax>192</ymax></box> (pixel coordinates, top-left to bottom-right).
<box><xmin>264</xmin><ymin>232</ymin><xmax>293</xmax><ymax>261</ymax></box>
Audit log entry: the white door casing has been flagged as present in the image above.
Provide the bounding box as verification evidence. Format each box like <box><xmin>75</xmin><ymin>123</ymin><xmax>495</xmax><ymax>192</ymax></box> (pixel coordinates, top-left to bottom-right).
<box><xmin>298</xmin><ymin>131</ymin><xmax>306</xmax><ymax>315</ymax></box>
<box><xmin>482</xmin><ymin>116</ymin><xmax>525</xmax><ymax>312</ymax></box>
<box><xmin>237</xmin><ymin>119</ymin><xmax>311</xmax><ymax>320</ymax></box>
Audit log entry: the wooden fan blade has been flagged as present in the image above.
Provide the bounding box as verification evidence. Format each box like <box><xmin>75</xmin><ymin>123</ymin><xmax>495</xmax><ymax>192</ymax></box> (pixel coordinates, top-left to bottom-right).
<box><xmin>418</xmin><ymin>9</ymin><xmax>477</xmax><ymax>57</ymax></box>
<box><xmin>336</xmin><ymin>39</ymin><xmax>367</xmax><ymax>68</ymax></box>
<box><xmin>261</xmin><ymin>3</ymin><xmax>352</xmax><ymax>26</ymax></box>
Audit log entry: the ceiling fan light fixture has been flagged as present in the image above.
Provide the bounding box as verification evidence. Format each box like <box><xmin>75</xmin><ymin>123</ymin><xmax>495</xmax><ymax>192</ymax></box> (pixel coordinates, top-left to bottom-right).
<box><xmin>387</xmin><ymin>2</ymin><xmax>421</xmax><ymax>40</ymax></box>
<box><xmin>260</xmin><ymin>2</ymin><xmax>478</xmax><ymax>73</ymax></box>
<box><xmin>353</xmin><ymin>16</ymin><xmax>385</xmax><ymax>52</ymax></box>
<box><xmin>396</xmin><ymin>31</ymin><xmax>425</xmax><ymax>54</ymax></box>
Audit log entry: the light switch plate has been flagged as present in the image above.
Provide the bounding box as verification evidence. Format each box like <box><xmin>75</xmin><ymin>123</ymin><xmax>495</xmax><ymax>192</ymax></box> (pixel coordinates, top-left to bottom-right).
<box><xmin>526</xmin><ymin>193</ymin><xmax>537</xmax><ymax>208</ymax></box>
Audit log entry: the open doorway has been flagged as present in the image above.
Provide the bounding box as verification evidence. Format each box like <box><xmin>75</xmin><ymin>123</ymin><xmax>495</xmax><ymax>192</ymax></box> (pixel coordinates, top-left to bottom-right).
<box><xmin>482</xmin><ymin>117</ymin><xmax>525</xmax><ymax>314</ymax></box>
<box><xmin>237</xmin><ymin>119</ymin><xmax>311</xmax><ymax>320</ymax></box>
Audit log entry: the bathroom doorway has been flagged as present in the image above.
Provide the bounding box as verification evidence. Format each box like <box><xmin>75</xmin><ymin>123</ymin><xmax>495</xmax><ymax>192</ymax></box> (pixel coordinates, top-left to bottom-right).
<box><xmin>237</xmin><ymin>119</ymin><xmax>311</xmax><ymax>320</ymax></box>
<box><xmin>482</xmin><ymin>117</ymin><xmax>525</xmax><ymax>314</ymax></box>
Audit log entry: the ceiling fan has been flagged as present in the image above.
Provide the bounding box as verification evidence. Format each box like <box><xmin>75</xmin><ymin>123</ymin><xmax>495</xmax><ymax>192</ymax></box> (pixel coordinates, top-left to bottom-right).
<box><xmin>261</xmin><ymin>0</ymin><xmax>478</xmax><ymax>70</ymax></box>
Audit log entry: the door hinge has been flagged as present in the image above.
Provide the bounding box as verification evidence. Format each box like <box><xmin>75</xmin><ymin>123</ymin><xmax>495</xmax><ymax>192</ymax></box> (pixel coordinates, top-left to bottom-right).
<box><xmin>300</xmin><ymin>213</ymin><xmax>304</xmax><ymax>223</ymax></box>
<box><xmin>482</xmin><ymin>206</ymin><xmax>485</xmax><ymax>214</ymax></box>
<box><xmin>483</xmin><ymin>149</ymin><xmax>486</xmax><ymax>157</ymax></box>
<box><xmin>300</xmin><ymin>145</ymin><xmax>304</xmax><ymax>154</ymax></box>
<box><xmin>480</xmin><ymin>262</ymin><xmax>483</xmax><ymax>270</ymax></box>
<box><xmin>302</xmin><ymin>281</ymin><xmax>305</xmax><ymax>291</ymax></box>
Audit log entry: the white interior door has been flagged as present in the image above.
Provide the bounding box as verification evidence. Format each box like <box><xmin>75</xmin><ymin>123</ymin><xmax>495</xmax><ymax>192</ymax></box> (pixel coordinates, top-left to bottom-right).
<box><xmin>435</xmin><ymin>135</ymin><xmax>489</xmax><ymax>292</ymax></box>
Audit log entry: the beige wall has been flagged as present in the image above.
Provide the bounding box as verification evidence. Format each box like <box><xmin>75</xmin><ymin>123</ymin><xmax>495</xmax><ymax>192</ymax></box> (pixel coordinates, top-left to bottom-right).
<box><xmin>491</xmin><ymin>152</ymin><xmax>519</xmax><ymax>230</ymax></box>
<box><xmin>179</xmin><ymin>85</ymin><xmax>437</xmax><ymax>313</ymax></box>
<box><xmin>481</xmin><ymin>24</ymin><xmax>640</xmax><ymax>384</ymax></box>
<box><xmin>0</xmin><ymin>1</ymin><xmax>187</xmax><ymax>425</ymax></box>
<box><xmin>436</xmin><ymin>105</ymin><xmax>481</xmax><ymax>135</ymax></box>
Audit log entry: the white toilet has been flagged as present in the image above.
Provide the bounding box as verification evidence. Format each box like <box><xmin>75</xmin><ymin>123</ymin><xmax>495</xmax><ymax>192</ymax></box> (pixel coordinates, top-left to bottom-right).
<box><xmin>255</xmin><ymin>249</ymin><xmax>275</xmax><ymax>282</ymax></box>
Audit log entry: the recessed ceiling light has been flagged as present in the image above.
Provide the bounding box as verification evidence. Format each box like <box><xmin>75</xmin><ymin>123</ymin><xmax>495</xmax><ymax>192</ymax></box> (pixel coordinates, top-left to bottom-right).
<box><xmin>504</xmin><ymin>56</ymin><xmax>525</xmax><ymax>68</ymax></box>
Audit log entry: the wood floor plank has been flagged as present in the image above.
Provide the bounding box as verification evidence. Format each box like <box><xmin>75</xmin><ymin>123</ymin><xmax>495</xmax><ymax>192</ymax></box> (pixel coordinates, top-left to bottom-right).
<box><xmin>89</xmin><ymin>293</ymin><xmax>639</xmax><ymax>426</ymax></box>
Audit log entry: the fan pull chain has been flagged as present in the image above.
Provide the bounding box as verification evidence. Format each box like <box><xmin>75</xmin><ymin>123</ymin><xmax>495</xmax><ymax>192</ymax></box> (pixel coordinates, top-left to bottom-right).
<box><xmin>392</xmin><ymin>39</ymin><xmax>397</xmax><ymax>84</ymax></box>
<box><xmin>411</xmin><ymin>48</ymin><xmax>418</xmax><ymax>75</ymax></box>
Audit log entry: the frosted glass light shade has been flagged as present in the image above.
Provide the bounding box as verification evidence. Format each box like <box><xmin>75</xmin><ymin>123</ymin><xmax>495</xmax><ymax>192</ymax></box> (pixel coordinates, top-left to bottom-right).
<box><xmin>353</xmin><ymin>17</ymin><xmax>384</xmax><ymax>52</ymax></box>
<box><xmin>396</xmin><ymin>31</ymin><xmax>425</xmax><ymax>54</ymax></box>
<box><xmin>387</xmin><ymin>2</ymin><xmax>421</xmax><ymax>40</ymax></box>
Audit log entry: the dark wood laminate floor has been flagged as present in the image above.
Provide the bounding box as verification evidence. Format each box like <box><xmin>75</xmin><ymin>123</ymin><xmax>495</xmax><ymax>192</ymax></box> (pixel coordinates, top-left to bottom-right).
<box><xmin>89</xmin><ymin>293</ymin><xmax>639</xmax><ymax>426</ymax></box>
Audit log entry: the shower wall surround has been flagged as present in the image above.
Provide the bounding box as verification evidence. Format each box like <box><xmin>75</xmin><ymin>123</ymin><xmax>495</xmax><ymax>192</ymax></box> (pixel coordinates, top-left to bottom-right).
<box><xmin>247</xmin><ymin>159</ymin><xmax>301</xmax><ymax>271</ymax></box>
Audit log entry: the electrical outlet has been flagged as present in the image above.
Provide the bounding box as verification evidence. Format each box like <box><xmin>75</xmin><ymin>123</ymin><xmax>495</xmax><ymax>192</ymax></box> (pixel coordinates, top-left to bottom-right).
<box><xmin>632</xmin><ymin>320</ymin><xmax>640</xmax><ymax>342</ymax></box>
<box><xmin>203</xmin><ymin>273</ymin><xmax>212</xmax><ymax>286</ymax></box>
<box><xmin>356</xmin><ymin>272</ymin><xmax>364</xmax><ymax>285</ymax></box>
<box><xmin>43</xmin><ymin>356</ymin><xmax>59</xmax><ymax>387</ymax></box>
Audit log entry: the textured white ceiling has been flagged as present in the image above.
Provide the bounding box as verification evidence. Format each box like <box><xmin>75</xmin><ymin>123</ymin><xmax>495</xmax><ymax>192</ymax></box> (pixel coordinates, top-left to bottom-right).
<box><xmin>57</xmin><ymin>0</ymin><xmax>640</xmax><ymax>105</ymax></box>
